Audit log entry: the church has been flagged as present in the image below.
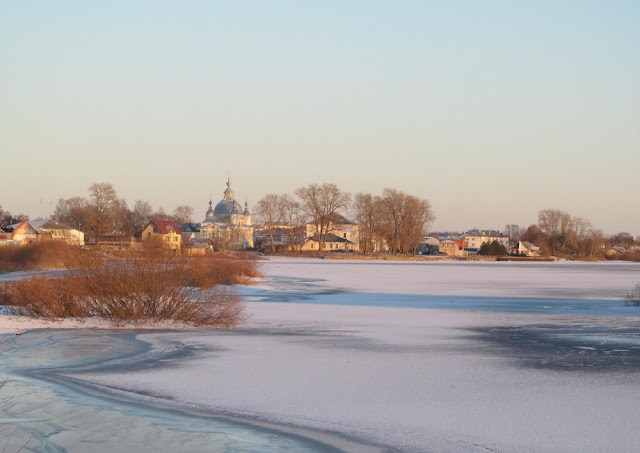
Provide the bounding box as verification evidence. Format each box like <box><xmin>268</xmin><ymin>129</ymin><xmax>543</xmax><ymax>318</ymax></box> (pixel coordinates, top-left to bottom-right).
<box><xmin>193</xmin><ymin>179</ymin><xmax>254</xmax><ymax>250</ymax></box>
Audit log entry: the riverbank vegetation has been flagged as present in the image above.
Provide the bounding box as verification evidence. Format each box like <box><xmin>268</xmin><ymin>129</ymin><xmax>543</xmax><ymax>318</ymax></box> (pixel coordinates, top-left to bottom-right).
<box><xmin>0</xmin><ymin>241</ymin><xmax>83</xmax><ymax>273</ymax></box>
<box><xmin>0</xmin><ymin>243</ymin><xmax>259</xmax><ymax>326</ymax></box>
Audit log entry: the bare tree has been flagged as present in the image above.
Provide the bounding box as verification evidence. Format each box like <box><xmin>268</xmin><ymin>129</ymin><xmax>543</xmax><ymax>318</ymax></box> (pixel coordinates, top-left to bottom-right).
<box><xmin>151</xmin><ymin>206</ymin><xmax>168</xmax><ymax>220</ymax></box>
<box><xmin>584</xmin><ymin>229</ymin><xmax>607</xmax><ymax>258</ymax></box>
<box><xmin>0</xmin><ymin>205</ymin><xmax>29</xmax><ymax>229</ymax></box>
<box><xmin>353</xmin><ymin>193</ymin><xmax>382</xmax><ymax>254</ymax></box>
<box><xmin>87</xmin><ymin>183</ymin><xmax>123</xmax><ymax>244</ymax></box>
<box><xmin>538</xmin><ymin>209</ymin><xmax>573</xmax><ymax>254</ymax></box>
<box><xmin>280</xmin><ymin>194</ymin><xmax>305</xmax><ymax>251</ymax></box>
<box><xmin>609</xmin><ymin>232</ymin><xmax>635</xmax><ymax>248</ymax></box>
<box><xmin>572</xmin><ymin>217</ymin><xmax>593</xmax><ymax>256</ymax></box>
<box><xmin>112</xmin><ymin>198</ymin><xmax>129</xmax><ymax>233</ymax></box>
<box><xmin>378</xmin><ymin>189</ymin><xmax>435</xmax><ymax>255</ymax></box>
<box><xmin>537</xmin><ymin>209</ymin><xmax>601</xmax><ymax>256</ymax></box>
<box><xmin>173</xmin><ymin>205</ymin><xmax>195</xmax><ymax>224</ymax></box>
<box><xmin>255</xmin><ymin>194</ymin><xmax>283</xmax><ymax>253</ymax></box>
<box><xmin>295</xmin><ymin>183</ymin><xmax>351</xmax><ymax>252</ymax></box>
<box><xmin>120</xmin><ymin>200</ymin><xmax>153</xmax><ymax>238</ymax></box>
<box><xmin>53</xmin><ymin>197</ymin><xmax>90</xmax><ymax>231</ymax></box>
<box><xmin>504</xmin><ymin>224</ymin><xmax>523</xmax><ymax>244</ymax></box>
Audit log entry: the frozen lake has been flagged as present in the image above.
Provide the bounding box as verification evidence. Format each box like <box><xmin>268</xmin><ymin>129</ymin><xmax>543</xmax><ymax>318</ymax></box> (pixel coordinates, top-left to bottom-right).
<box><xmin>2</xmin><ymin>258</ymin><xmax>640</xmax><ymax>452</ymax></box>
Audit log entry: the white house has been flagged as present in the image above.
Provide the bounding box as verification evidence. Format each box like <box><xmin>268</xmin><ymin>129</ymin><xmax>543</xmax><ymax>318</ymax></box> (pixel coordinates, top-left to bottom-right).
<box><xmin>305</xmin><ymin>213</ymin><xmax>360</xmax><ymax>252</ymax></box>
<box><xmin>462</xmin><ymin>229</ymin><xmax>509</xmax><ymax>251</ymax></box>
<box><xmin>511</xmin><ymin>240</ymin><xmax>540</xmax><ymax>257</ymax></box>
<box><xmin>6</xmin><ymin>219</ymin><xmax>84</xmax><ymax>246</ymax></box>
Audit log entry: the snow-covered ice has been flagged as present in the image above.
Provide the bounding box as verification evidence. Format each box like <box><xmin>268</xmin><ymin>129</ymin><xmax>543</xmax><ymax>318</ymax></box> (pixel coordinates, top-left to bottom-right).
<box><xmin>47</xmin><ymin>257</ymin><xmax>640</xmax><ymax>452</ymax></box>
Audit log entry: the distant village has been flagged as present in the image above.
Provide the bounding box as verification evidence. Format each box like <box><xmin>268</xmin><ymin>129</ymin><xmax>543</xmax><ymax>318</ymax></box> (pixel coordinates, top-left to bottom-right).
<box><xmin>1</xmin><ymin>180</ymin><xmax>639</xmax><ymax>261</ymax></box>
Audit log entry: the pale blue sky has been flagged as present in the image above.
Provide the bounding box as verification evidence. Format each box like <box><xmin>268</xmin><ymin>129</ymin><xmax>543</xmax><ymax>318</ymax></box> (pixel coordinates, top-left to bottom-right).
<box><xmin>1</xmin><ymin>1</ymin><xmax>638</xmax><ymax>234</ymax></box>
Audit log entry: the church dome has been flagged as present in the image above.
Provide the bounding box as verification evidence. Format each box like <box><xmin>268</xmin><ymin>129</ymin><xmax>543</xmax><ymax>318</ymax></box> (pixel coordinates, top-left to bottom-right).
<box><xmin>214</xmin><ymin>199</ymin><xmax>243</xmax><ymax>215</ymax></box>
<box><xmin>205</xmin><ymin>199</ymin><xmax>215</xmax><ymax>219</ymax></box>
<box><xmin>213</xmin><ymin>179</ymin><xmax>244</xmax><ymax>215</ymax></box>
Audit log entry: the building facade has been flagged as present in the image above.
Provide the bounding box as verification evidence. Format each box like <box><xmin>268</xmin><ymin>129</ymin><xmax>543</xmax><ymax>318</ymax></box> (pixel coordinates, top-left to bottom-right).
<box><xmin>142</xmin><ymin>220</ymin><xmax>183</xmax><ymax>251</ymax></box>
<box><xmin>462</xmin><ymin>230</ymin><xmax>509</xmax><ymax>251</ymax></box>
<box><xmin>439</xmin><ymin>240</ymin><xmax>467</xmax><ymax>257</ymax></box>
<box><xmin>305</xmin><ymin>213</ymin><xmax>360</xmax><ymax>252</ymax></box>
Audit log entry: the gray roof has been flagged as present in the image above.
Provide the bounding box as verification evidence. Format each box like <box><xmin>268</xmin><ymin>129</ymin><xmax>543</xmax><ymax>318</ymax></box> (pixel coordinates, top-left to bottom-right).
<box><xmin>8</xmin><ymin>218</ymin><xmax>76</xmax><ymax>233</ymax></box>
<box><xmin>328</xmin><ymin>213</ymin><xmax>356</xmax><ymax>224</ymax></box>
<box><xmin>180</xmin><ymin>223</ymin><xmax>201</xmax><ymax>233</ymax></box>
<box><xmin>462</xmin><ymin>229</ymin><xmax>507</xmax><ymax>238</ymax></box>
<box><xmin>307</xmin><ymin>233</ymin><xmax>353</xmax><ymax>244</ymax></box>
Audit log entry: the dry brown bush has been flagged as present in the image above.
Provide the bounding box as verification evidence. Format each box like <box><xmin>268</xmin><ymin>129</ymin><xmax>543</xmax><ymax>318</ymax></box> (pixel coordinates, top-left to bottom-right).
<box><xmin>5</xmin><ymin>277</ymin><xmax>85</xmax><ymax>319</ymax></box>
<box><xmin>1</xmin><ymin>252</ymin><xmax>256</xmax><ymax>326</ymax></box>
<box><xmin>183</xmin><ymin>254</ymin><xmax>261</xmax><ymax>287</ymax></box>
<box><xmin>0</xmin><ymin>241</ymin><xmax>86</xmax><ymax>273</ymax></box>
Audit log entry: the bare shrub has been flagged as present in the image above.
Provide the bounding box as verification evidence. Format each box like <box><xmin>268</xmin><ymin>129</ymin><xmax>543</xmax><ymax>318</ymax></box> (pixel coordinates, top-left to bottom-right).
<box><xmin>183</xmin><ymin>254</ymin><xmax>261</xmax><ymax>287</ymax></box>
<box><xmin>4</xmin><ymin>277</ymin><xmax>85</xmax><ymax>319</ymax></box>
<box><xmin>74</xmin><ymin>258</ymin><xmax>246</xmax><ymax>326</ymax></box>
<box><xmin>624</xmin><ymin>282</ymin><xmax>640</xmax><ymax>307</ymax></box>
<box><xmin>1</xmin><ymin>252</ymin><xmax>253</xmax><ymax>326</ymax></box>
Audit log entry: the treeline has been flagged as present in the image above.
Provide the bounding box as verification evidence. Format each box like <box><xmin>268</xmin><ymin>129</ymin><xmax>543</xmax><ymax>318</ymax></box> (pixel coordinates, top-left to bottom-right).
<box><xmin>353</xmin><ymin>189</ymin><xmax>434</xmax><ymax>255</ymax></box>
<box><xmin>255</xmin><ymin>184</ymin><xmax>434</xmax><ymax>255</ymax></box>
<box><xmin>0</xmin><ymin>205</ymin><xmax>28</xmax><ymax>229</ymax></box>
<box><xmin>52</xmin><ymin>183</ymin><xmax>194</xmax><ymax>241</ymax></box>
<box><xmin>505</xmin><ymin>209</ymin><xmax>639</xmax><ymax>259</ymax></box>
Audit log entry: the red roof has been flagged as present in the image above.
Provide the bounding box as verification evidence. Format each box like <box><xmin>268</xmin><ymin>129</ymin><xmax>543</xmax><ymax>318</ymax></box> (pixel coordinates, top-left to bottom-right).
<box><xmin>150</xmin><ymin>220</ymin><xmax>182</xmax><ymax>235</ymax></box>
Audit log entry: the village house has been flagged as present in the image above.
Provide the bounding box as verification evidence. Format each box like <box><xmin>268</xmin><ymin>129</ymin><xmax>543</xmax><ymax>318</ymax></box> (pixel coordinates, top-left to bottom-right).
<box><xmin>439</xmin><ymin>240</ymin><xmax>468</xmax><ymax>257</ymax></box>
<box><xmin>300</xmin><ymin>233</ymin><xmax>356</xmax><ymax>252</ymax></box>
<box><xmin>27</xmin><ymin>219</ymin><xmax>85</xmax><ymax>245</ymax></box>
<box><xmin>305</xmin><ymin>213</ymin><xmax>360</xmax><ymax>252</ymax></box>
<box><xmin>438</xmin><ymin>235</ymin><xmax>466</xmax><ymax>251</ymax></box>
<box><xmin>0</xmin><ymin>231</ymin><xmax>24</xmax><ymax>246</ymax></box>
<box><xmin>416</xmin><ymin>236</ymin><xmax>440</xmax><ymax>255</ymax></box>
<box><xmin>3</xmin><ymin>221</ymin><xmax>43</xmax><ymax>245</ymax></box>
<box><xmin>97</xmin><ymin>231</ymin><xmax>140</xmax><ymax>249</ymax></box>
<box><xmin>254</xmin><ymin>223</ymin><xmax>302</xmax><ymax>252</ymax></box>
<box><xmin>2</xmin><ymin>219</ymin><xmax>84</xmax><ymax>246</ymax></box>
<box><xmin>510</xmin><ymin>240</ymin><xmax>541</xmax><ymax>257</ymax></box>
<box><xmin>142</xmin><ymin>220</ymin><xmax>183</xmax><ymax>251</ymax></box>
<box><xmin>462</xmin><ymin>229</ymin><xmax>509</xmax><ymax>252</ymax></box>
<box><xmin>605</xmin><ymin>246</ymin><xmax>628</xmax><ymax>260</ymax></box>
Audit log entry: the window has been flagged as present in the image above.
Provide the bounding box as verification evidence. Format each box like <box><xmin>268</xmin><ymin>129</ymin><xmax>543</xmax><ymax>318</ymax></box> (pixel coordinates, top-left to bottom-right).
<box><xmin>343</xmin><ymin>233</ymin><xmax>347</xmax><ymax>238</ymax></box>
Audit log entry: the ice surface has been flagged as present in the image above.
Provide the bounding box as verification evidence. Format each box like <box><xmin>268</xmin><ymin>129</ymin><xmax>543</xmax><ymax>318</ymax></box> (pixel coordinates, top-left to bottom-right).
<box><xmin>60</xmin><ymin>258</ymin><xmax>640</xmax><ymax>452</ymax></box>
